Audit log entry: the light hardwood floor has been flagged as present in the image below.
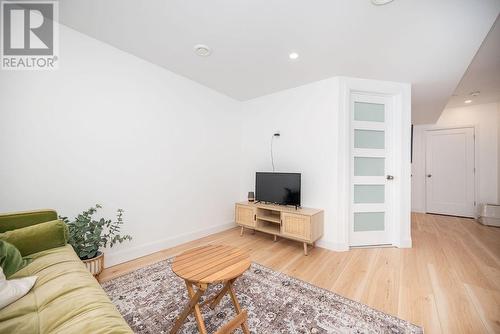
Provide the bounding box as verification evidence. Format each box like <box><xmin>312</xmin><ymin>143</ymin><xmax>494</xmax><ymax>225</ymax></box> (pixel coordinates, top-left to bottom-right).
<box><xmin>99</xmin><ymin>213</ymin><xmax>500</xmax><ymax>334</ymax></box>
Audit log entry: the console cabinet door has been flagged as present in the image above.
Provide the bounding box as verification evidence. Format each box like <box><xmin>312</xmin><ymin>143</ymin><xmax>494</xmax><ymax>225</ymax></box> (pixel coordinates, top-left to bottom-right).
<box><xmin>235</xmin><ymin>205</ymin><xmax>255</xmax><ymax>228</ymax></box>
<box><xmin>281</xmin><ymin>213</ymin><xmax>310</xmax><ymax>241</ymax></box>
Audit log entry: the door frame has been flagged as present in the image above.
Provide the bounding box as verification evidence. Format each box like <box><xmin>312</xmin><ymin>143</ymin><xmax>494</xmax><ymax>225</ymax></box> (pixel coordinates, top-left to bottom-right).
<box><xmin>336</xmin><ymin>77</ymin><xmax>412</xmax><ymax>251</ymax></box>
<box><xmin>423</xmin><ymin>125</ymin><xmax>478</xmax><ymax>217</ymax></box>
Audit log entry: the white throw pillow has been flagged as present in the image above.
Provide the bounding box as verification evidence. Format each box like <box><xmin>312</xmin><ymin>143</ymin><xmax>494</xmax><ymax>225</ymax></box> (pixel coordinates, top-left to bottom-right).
<box><xmin>0</xmin><ymin>267</ymin><xmax>37</xmax><ymax>309</ymax></box>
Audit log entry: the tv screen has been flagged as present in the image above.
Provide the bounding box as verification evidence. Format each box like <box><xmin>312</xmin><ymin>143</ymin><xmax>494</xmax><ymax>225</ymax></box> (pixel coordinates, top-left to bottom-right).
<box><xmin>255</xmin><ymin>172</ymin><xmax>301</xmax><ymax>206</ymax></box>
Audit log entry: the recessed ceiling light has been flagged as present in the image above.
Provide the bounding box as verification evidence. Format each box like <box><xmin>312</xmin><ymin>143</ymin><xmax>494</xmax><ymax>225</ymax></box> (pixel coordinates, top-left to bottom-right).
<box><xmin>469</xmin><ymin>91</ymin><xmax>480</xmax><ymax>97</ymax></box>
<box><xmin>464</xmin><ymin>99</ymin><xmax>472</xmax><ymax>104</ymax></box>
<box><xmin>194</xmin><ymin>44</ymin><xmax>211</xmax><ymax>57</ymax></box>
<box><xmin>371</xmin><ymin>0</ymin><xmax>394</xmax><ymax>5</ymax></box>
<box><xmin>289</xmin><ymin>52</ymin><xmax>299</xmax><ymax>60</ymax></box>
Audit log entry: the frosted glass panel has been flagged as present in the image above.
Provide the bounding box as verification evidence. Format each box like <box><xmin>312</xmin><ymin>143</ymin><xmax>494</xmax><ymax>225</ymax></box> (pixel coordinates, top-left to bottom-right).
<box><xmin>354</xmin><ymin>130</ymin><xmax>384</xmax><ymax>149</ymax></box>
<box><xmin>354</xmin><ymin>157</ymin><xmax>385</xmax><ymax>176</ymax></box>
<box><xmin>354</xmin><ymin>102</ymin><xmax>385</xmax><ymax>122</ymax></box>
<box><xmin>354</xmin><ymin>212</ymin><xmax>385</xmax><ymax>232</ymax></box>
<box><xmin>354</xmin><ymin>185</ymin><xmax>385</xmax><ymax>203</ymax></box>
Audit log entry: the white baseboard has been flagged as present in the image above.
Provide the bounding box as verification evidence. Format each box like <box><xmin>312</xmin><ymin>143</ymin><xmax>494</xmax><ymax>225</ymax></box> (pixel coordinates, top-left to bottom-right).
<box><xmin>411</xmin><ymin>208</ymin><xmax>426</xmax><ymax>213</ymax></box>
<box><xmin>316</xmin><ymin>239</ymin><xmax>349</xmax><ymax>252</ymax></box>
<box><xmin>104</xmin><ymin>224</ymin><xmax>409</xmax><ymax>267</ymax></box>
<box><xmin>104</xmin><ymin>222</ymin><xmax>236</xmax><ymax>268</ymax></box>
<box><xmin>396</xmin><ymin>237</ymin><xmax>412</xmax><ymax>248</ymax></box>
<box><xmin>318</xmin><ymin>238</ymin><xmax>413</xmax><ymax>251</ymax></box>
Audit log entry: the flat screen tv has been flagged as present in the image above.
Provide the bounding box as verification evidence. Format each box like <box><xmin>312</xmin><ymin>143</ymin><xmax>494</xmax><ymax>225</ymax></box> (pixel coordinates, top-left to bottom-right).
<box><xmin>255</xmin><ymin>172</ymin><xmax>301</xmax><ymax>206</ymax></box>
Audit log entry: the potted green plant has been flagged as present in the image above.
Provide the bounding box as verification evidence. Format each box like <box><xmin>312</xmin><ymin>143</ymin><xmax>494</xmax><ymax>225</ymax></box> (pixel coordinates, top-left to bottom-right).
<box><xmin>60</xmin><ymin>204</ymin><xmax>132</xmax><ymax>276</ymax></box>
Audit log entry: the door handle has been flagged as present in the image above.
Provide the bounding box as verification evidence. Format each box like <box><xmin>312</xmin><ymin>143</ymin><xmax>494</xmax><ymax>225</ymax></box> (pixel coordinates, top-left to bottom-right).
<box><xmin>386</xmin><ymin>175</ymin><xmax>394</xmax><ymax>180</ymax></box>
<box><xmin>427</xmin><ymin>174</ymin><xmax>432</xmax><ymax>178</ymax></box>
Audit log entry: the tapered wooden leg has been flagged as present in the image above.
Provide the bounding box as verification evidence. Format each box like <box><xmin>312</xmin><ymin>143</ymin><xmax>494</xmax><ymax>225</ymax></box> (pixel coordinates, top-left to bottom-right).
<box><xmin>186</xmin><ymin>282</ymin><xmax>207</xmax><ymax>334</ymax></box>
<box><xmin>240</xmin><ymin>226</ymin><xmax>244</xmax><ymax>236</ymax></box>
<box><xmin>227</xmin><ymin>281</ymin><xmax>250</xmax><ymax>334</ymax></box>
<box><xmin>170</xmin><ymin>281</ymin><xmax>207</xmax><ymax>334</ymax></box>
<box><xmin>303</xmin><ymin>242</ymin><xmax>308</xmax><ymax>256</ymax></box>
<box><xmin>209</xmin><ymin>280</ymin><xmax>232</xmax><ymax>309</ymax></box>
<box><xmin>273</xmin><ymin>235</ymin><xmax>277</xmax><ymax>242</ymax></box>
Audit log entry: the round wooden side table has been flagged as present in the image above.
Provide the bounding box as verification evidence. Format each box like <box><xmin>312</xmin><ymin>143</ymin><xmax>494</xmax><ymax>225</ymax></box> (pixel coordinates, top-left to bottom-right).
<box><xmin>170</xmin><ymin>245</ymin><xmax>251</xmax><ymax>334</ymax></box>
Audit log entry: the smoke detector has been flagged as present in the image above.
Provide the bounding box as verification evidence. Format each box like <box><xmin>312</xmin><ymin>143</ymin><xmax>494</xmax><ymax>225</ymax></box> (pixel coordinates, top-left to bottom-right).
<box><xmin>194</xmin><ymin>44</ymin><xmax>211</xmax><ymax>57</ymax></box>
<box><xmin>371</xmin><ymin>0</ymin><xmax>394</xmax><ymax>5</ymax></box>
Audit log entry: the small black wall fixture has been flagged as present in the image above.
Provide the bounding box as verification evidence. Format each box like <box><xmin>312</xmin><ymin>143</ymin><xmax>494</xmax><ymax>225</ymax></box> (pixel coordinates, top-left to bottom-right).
<box><xmin>410</xmin><ymin>124</ymin><xmax>413</xmax><ymax>163</ymax></box>
<box><xmin>270</xmin><ymin>132</ymin><xmax>280</xmax><ymax>172</ymax></box>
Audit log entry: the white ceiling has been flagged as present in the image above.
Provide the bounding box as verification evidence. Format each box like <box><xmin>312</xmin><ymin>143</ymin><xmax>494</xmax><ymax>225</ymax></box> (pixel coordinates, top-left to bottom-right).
<box><xmin>446</xmin><ymin>16</ymin><xmax>500</xmax><ymax>109</ymax></box>
<box><xmin>58</xmin><ymin>0</ymin><xmax>500</xmax><ymax>124</ymax></box>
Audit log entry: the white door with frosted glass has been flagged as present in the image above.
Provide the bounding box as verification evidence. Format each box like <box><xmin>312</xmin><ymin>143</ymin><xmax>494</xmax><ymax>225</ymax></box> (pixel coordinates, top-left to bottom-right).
<box><xmin>350</xmin><ymin>95</ymin><xmax>393</xmax><ymax>246</ymax></box>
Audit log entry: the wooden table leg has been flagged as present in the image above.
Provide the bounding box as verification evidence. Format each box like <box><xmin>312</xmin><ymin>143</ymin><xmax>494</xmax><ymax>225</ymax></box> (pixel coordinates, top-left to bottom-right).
<box><xmin>186</xmin><ymin>281</ymin><xmax>208</xmax><ymax>334</ymax></box>
<box><xmin>170</xmin><ymin>280</ymin><xmax>207</xmax><ymax>334</ymax></box>
<box><xmin>215</xmin><ymin>310</ymin><xmax>248</xmax><ymax>334</ymax></box>
<box><xmin>209</xmin><ymin>280</ymin><xmax>231</xmax><ymax>309</ymax></box>
<box><xmin>227</xmin><ymin>280</ymin><xmax>250</xmax><ymax>334</ymax></box>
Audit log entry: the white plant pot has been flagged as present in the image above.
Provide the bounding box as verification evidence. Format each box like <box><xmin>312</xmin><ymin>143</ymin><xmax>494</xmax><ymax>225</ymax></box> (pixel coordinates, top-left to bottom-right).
<box><xmin>82</xmin><ymin>252</ymin><xmax>104</xmax><ymax>276</ymax></box>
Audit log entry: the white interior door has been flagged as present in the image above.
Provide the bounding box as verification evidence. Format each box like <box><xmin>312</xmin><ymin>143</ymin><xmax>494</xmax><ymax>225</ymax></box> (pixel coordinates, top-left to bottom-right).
<box><xmin>425</xmin><ymin>128</ymin><xmax>475</xmax><ymax>217</ymax></box>
<box><xmin>349</xmin><ymin>94</ymin><xmax>394</xmax><ymax>246</ymax></box>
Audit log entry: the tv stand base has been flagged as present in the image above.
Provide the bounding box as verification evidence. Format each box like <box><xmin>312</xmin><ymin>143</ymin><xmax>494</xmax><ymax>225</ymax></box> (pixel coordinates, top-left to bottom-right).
<box><xmin>235</xmin><ymin>201</ymin><xmax>324</xmax><ymax>256</ymax></box>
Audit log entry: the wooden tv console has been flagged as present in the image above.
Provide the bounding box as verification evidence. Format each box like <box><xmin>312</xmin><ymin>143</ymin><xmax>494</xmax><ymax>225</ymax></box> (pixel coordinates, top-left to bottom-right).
<box><xmin>235</xmin><ymin>201</ymin><xmax>324</xmax><ymax>255</ymax></box>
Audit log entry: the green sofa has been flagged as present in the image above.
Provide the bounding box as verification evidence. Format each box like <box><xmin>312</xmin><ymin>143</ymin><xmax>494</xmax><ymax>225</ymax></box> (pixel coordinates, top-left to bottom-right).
<box><xmin>0</xmin><ymin>210</ymin><xmax>132</xmax><ymax>334</ymax></box>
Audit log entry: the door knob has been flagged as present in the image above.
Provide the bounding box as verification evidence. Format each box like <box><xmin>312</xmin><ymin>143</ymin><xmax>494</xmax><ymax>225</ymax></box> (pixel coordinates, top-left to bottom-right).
<box><xmin>427</xmin><ymin>174</ymin><xmax>432</xmax><ymax>178</ymax></box>
<box><xmin>386</xmin><ymin>175</ymin><xmax>394</xmax><ymax>180</ymax></box>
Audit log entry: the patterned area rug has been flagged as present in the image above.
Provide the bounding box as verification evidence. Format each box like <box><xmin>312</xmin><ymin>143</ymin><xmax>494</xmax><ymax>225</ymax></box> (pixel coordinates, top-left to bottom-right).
<box><xmin>102</xmin><ymin>259</ymin><xmax>423</xmax><ymax>334</ymax></box>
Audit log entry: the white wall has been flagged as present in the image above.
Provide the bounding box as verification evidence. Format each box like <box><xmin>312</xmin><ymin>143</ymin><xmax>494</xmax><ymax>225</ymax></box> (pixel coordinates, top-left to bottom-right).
<box><xmin>412</xmin><ymin>102</ymin><xmax>499</xmax><ymax>213</ymax></box>
<box><xmin>0</xmin><ymin>26</ymin><xmax>242</xmax><ymax>267</ymax></box>
<box><xmin>239</xmin><ymin>78</ymin><xmax>343</xmax><ymax>249</ymax></box>
<box><xmin>498</xmin><ymin>103</ymin><xmax>500</xmax><ymax>203</ymax></box>
<box><xmin>0</xmin><ymin>25</ymin><xmax>413</xmax><ymax>265</ymax></box>
<box><xmin>239</xmin><ymin>77</ymin><xmax>412</xmax><ymax>250</ymax></box>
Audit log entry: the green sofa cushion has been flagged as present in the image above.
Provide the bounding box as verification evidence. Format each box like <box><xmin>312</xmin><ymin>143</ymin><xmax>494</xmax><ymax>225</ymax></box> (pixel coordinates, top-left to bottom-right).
<box><xmin>0</xmin><ymin>244</ymin><xmax>132</xmax><ymax>334</ymax></box>
<box><xmin>0</xmin><ymin>220</ymin><xmax>68</xmax><ymax>256</ymax></box>
<box><xmin>0</xmin><ymin>240</ymin><xmax>31</xmax><ymax>278</ymax></box>
<box><xmin>0</xmin><ymin>210</ymin><xmax>57</xmax><ymax>233</ymax></box>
